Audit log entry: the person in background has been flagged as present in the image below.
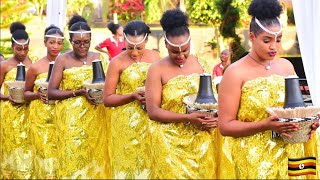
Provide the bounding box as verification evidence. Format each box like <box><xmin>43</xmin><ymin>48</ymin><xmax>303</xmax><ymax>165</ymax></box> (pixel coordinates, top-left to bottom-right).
<box><xmin>212</xmin><ymin>49</ymin><xmax>231</xmax><ymax>92</ymax></box>
<box><xmin>212</xmin><ymin>49</ymin><xmax>231</xmax><ymax>79</ymax></box>
<box><xmin>95</xmin><ymin>22</ymin><xmax>125</xmax><ymax>61</ymax></box>
<box><xmin>24</xmin><ymin>25</ymin><xmax>64</xmax><ymax>179</ymax></box>
<box><xmin>0</xmin><ymin>22</ymin><xmax>33</xmax><ymax>179</ymax></box>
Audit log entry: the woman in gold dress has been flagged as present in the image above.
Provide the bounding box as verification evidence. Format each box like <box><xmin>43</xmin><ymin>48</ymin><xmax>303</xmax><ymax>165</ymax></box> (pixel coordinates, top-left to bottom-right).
<box><xmin>24</xmin><ymin>25</ymin><xmax>64</xmax><ymax>179</ymax></box>
<box><xmin>103</xmin><ymin>20</ymin><xmax>160</xmax><ymax>179</ymax></box>
<box><xmin>145</xmin><ymin>9</ymin><xmax>218</xmax><ymax>179</ymax></box>
<box><xmin>47</xmin><ymin>15</ymin><xmax>109</xmax><ymax>178</ymax></box>
<box><xmin>218</xmin><ymin>0</ymin><xmax>319</xmax><ymax>178</ymax></box>
<box><xmin>0</xmin><ymin>22</ymin><xmax>33</xmax><ymax>179</ymax></box>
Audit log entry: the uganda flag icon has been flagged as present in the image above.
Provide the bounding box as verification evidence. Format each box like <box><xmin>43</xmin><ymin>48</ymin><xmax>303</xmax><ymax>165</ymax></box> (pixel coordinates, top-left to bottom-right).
<box><xmin>288</xmin><ymin>156</ymin><xmax>317</xmax><ymax>176</ymax></box>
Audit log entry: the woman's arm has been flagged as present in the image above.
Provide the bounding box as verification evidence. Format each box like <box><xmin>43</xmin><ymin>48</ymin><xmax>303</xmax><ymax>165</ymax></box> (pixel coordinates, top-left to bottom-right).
<box><xmin>103</xmin><ymin>59</ymin><xmax>142</xmax><ymax>107</ymax></box>
<box><xmin>24</xmin><ymin>64</ymin><xmax>42</xmax><ymax>101</ymax></box>
<box><xmin>95</xmin><ymin>45</ymin><xmax>110</xmax><ymax>57</ymax></box>
<box><xmin>0</xmin><ymin>62</ymin><xmax>9</xmax><ymax>101</ymax></box>
<box><xmin>145</xmin><ymin>63</ymin><xmax>209</xmax><ymax>126</ymax></box>
<box><xmin>47</xmin><ymin>56</ymin><xmax>84</xmax><ymax>100</ymax></box>
<box><xmin>218</xmin><ymin>66</ymin><xmax>298</xmax><ymax>138</ymax></box>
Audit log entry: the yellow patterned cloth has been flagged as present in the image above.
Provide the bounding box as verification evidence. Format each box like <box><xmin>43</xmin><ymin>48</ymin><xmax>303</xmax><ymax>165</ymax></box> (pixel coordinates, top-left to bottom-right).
<box><xmin>110</xmin><ymin>62</ymin><xmax>151</xmax><ymax>179</ymax></box>
<box><xmin>149</xmin><ymin>73</ymin><xmax>218</xmax><ymax>179</ymax></box>
<box><xmin>28</xmin><ymin>73</ymin><xmax>58</xmax><ymax>179</ymax></box>
<box><xmin>54</xmin><ymin>63</ymin><xmax>111</xmax><ymax>179</ymax></box>
<box><xmin>0</xmin><ymin>68</ymin><xmax>33</xmax><ymax>179</ymax></box>
<box><xmin>232</xmin><ymin>74</ymin><xmax>319</xmax><ymax>179</ymax></box>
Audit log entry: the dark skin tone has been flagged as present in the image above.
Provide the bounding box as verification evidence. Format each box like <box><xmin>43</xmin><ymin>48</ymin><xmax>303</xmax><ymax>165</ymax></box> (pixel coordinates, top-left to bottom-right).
<box><xmin>145</xmin><ymin>33</ymin><xmax>218</xmax><ymax>132</ymax></box>
<box><xmin>47</xmin><ymin>30</ymin><xmax>100</xmax><ymax>104</ymax></box>
<box><xmin>24</xmin><ymin>34</ymin><xmax>64</xmax><ymax>104</ymax></box>
<box><xmin>218</xmin><ymin>25</ymin><xmax>319</xmax><ymax>138</ymax></box>
<box><xmin>0</xmin><ymin>39</ymin><xmax>32</xmax><ymax>105</ymax></box>
<box><xmin>103</xmin><ymin>34</ymin><xmax>161</xmax><ymax>107</ymax></box>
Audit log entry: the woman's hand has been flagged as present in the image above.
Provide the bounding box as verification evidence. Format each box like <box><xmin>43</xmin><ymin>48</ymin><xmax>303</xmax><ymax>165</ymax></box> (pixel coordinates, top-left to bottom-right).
<box><xmin>187</xmin><ymin>112</ymin><xmax>217</xmax><ymax>131</ymax></box>
<box><xmin>264</xmin><ymin>115</ymin><xmax>299</xmax><ymax>139</ymax></box>
<box><xmin>8</xmin><ymin>96</ymin><xmax>22</xmax><ymax>106</ymax></box>
<box><xmin>78</xmin><ymin>89</ymin><xmax>97</xmax><ymax>105</ymax></box>
<box><xmin>37</xmin><ymin>88</ymin><xmax>48</xmax><ymax>104</ymax></box>
<box><xmin>201</xmin><ymin>116</ymin><xmax>218</xmax><ymax>132</ymax></box>
<box><xmin>133</xmin><ymin>91</ymin><xmax>145</xmax><ymax>105</ymax></box>
<box><xmin>309</xmin><ymin>114</ymin><xmax>320</xmax><ymax>139</ymax></box>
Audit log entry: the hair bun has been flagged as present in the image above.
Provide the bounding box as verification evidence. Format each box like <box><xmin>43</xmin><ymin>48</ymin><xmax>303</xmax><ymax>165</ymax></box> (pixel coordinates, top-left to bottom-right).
<box><xmin>248</xmin><ymin>0</ymin><xmax>282</xmax><ymax>20</ymax></box>
<box><xmin>68</xmin><ymin>15</ymin><xmax>87</xmax><ymax>30</ymax></box>
<box><xmin>45</xmin><ymin>24</ymin><xmax>59</xmax><ymax>34</ymax></box>
<box><xmin>10</xmin><ymin>22</ymin><xmax>26</xmax><ymax>34</ymax></box>
<box><xmin>160</xmin><ymin>9</ymin><xmax>188</xmax><ymax>32</ymax></box>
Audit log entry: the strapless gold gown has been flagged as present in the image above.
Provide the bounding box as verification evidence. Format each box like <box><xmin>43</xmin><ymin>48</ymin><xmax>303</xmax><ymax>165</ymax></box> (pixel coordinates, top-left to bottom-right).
<box><xmin>0</xmin><ymin>68</ymin><xmax>33</xmax><ymax>179</ymax></box>
<box><xmin>149</xmin><ymin>73</ymin><xmax>218</xmax><ymax>179</ymax></box>
<box><xmin>232</xmin><ymin>75</ymin><xmax>319</xmax><ymax>179</ymax></box>
<box><xmin>54</xmin><ymin>64</ymin><xmax>110</xmax><ymax>179</ymax></box>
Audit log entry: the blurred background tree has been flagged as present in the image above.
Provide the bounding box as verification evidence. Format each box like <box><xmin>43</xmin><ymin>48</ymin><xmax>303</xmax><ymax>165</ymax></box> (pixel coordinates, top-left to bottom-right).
<box><xmin>29</xmin><ymin>0</ymin><xmax>47</xmax><ymax>20</ymax></box>
<box><xmin>113</xmin><ymin>0</ymin><xmax>144</xmax><ymax>22</ymax></box>
<box><xmin>187</xmin><ymin>0</ymin><xmax>250</xmax><ymax>62</ymax></box>
<box><xmin>144</xmin><ymin>0</ymin><xmax>178</xmax><ymax>23</ymax></box>
<box><xmin>0</xmin><ymin>0</ymin><xmax>33</xmax><ymax>28</ymax></box>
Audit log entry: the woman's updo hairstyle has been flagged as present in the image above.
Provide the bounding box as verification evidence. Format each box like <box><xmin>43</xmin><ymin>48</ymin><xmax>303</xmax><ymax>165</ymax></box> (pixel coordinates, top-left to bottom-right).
<box><xmin>10</xmin><ymin>22</ymin><xmax>29</xmax><ymax>46</ymax></box>
<box><xmin>107</xmin><ymin>22</ymin><xmax>121</xmax><ymax>35</ymax></box>
<box><xmin>68</xmin><ymin>15</ymin><xmax>91</xmax><ymax>39</ymax></box>
<box><xmin>44</xmin><ymin>25</ymin><xmax>64</xmax><ymax>41</ymax></box>
<box><xmin>160</xmin><ymin>8</ymin><xmax>189</xmax><ymax>37</ymax></box>
<box><xmin>248</xmin><ymin>0</ymin><xmax>283</xmax><ymax>36</ymax></box>
<box><xmin>123</xmin><ymin>20</ymin><xmax>151</xmax><ymax>37</ymax></box>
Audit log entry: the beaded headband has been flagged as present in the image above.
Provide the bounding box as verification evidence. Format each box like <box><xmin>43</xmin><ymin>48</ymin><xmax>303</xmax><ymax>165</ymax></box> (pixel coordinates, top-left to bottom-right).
<box><xmin>12</xmin><ymin>37</ymin><xmax>29</xmax><ymax>49</ymax></box>
<box><xmin>255</xmin><ymin>17</ymin><xmax>282</xmax><ymax>41</ymax></box>
<box><xmin>123</xmin><ymin>33</ymin><xmax>148</xmax><ymax>49</ymax></box>
<box><xmin>164</xmin><ymin>33</ymin><xmax>191</xmax><ymax>52</ymax></box>
<box><xmin>69</xmin><ymin>30</ymin><xmax>91</xmax><ymax>38</ymax></box>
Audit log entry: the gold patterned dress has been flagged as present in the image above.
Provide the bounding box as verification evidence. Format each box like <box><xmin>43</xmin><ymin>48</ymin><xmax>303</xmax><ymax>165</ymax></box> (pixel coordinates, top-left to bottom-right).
<box><xmin>232</xmin><ymin>74</ymin><xmax>319</xmax><ymax>179</ymax></box>
<box><xmin>110</xmin><ymin>62</ymin><xmax>151</xmax><ymax>179</ymax></box>
<box><xmin>54</xmin><ymin>64</ymin><xmax>110</xmax><ymax>179</ymax></box>
<box><xmin>0</xmin><ymin>68</ymin><xmax>33</xmax><ymax>179</ymax></box>
<box><xmin>149</xmin><ymin>73</ymin><xmax>218</xmax><ymax>179</ymax></box>
<box><xmin>28</xmin><ymin>73</ymin><xmax>57</xmax><ymax>179</ymax></box>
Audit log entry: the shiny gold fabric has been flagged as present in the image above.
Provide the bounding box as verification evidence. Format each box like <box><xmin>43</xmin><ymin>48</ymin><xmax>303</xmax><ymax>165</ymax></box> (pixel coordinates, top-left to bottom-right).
<box><xmin>232</xmin><ymin>75</ymin><xmax>319</xmax><ymax>179</ymax></box>
<box><xmin>149</xmin><ymin>73</ymin><xmax>218</xmax><ymax>179</ymax></box>
<box><xmin>54</xmin><ymin>63</ymin><xmax>110</xmax><ymax>179</ymax></box>
<box><xmin>28</xmin><ymin>73</ymin><xmax>58</xmax><ymax>179</ymax></box>
<box><xmin>0</xmin><ymin>68</ymin><xmax>33</xmax><ymax>179</ymax></box>
<box><xmin>110</xmin><ymin>62</ymin><xmax>151</xmax><ymax>179</ymax></box>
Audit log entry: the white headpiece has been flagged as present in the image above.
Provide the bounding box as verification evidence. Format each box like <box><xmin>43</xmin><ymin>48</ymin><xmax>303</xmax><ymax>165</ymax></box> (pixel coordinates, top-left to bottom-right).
<box><xmin>45</xmin><ymin>35</ymin><xmax>64</xmax><ymax>42</ymax></box>
<box><xmin>164</xmin><ymin>33</ymin><xmax>191</xmax><ymax>52</ymax></box>
<box><xmin>255</xmin><ymin>17</ymin><xmax>282</xmax><ymax>41</ymax></box>
<box><xmin>123</xmin><ymin>33</ymin><xmax>148</xmax><ymax>49</ymax></box>
<box><xmin>69</xmin><ymin>30</ymin><xmax>91</xmax><ymax>38</ymax></box>
<box><xmin>12</xmin><ymin>37</ymin><xmax>29</xmax><ymax>49</ymax></box>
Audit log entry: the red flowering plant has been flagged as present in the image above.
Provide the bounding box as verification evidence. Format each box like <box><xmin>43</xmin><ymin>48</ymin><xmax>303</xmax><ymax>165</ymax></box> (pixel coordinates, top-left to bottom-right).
<box><xmin>114</xmin><ymin>0</ymin><xmax>145</xmax><ymax>21</ymax></box>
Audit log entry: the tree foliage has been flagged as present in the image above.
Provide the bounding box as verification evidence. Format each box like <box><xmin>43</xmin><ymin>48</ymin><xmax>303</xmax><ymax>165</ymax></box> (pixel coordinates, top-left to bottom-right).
<box><xmin>144</xmin><ymin>0</ymin><xmax>178</xmax><ymax>23</ymax></box>
<box><xmin>0</xmin><ymin>0</ymin><xmax>33</xmax><ymax>28</ymax></box>
<box><xmin>66</xmin><ymin>0</ymin><xmax>93</xmax><ymax>17</ymax></box>
<box><xmin>187</xmin><ymin>0</ymin><xmax>219</xmax><ymax>25</ymax></box>
<box><xmin>114</xmin><ymin>0</ymin><xmax>145</xmax><ymax>21</ymax></box>
<box><xmin>187</xmin><ymin>0</ymin><xmax>250</xmax><ymax>62</ymax></box>
<box><xmin>30</xmin><ymin>0</ymin><xmax>47</xmax><ymax>19</ymax></box>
